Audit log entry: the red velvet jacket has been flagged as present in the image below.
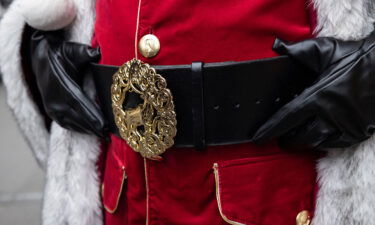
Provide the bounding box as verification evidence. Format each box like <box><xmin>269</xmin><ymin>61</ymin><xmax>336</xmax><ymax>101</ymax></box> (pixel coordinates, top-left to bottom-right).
<box><xmin>95</xmin><ymin>0</ymin><xmax>319</xmax><ymax>224</ymax></box>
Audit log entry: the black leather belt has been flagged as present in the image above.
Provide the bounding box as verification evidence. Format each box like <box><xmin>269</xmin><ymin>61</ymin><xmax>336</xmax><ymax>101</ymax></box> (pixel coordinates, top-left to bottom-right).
<box><xmin>91</xmin><ymin>56</ymin><xmax>316</xmax><ymax>149</ymax></box>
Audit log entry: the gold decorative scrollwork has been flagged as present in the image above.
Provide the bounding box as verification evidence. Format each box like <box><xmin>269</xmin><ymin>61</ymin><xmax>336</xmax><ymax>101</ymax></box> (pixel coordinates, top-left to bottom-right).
<box><xmin>111</xmin><ymin>58</ymin><xmax>177</xmax><ymax>159</ymax></box>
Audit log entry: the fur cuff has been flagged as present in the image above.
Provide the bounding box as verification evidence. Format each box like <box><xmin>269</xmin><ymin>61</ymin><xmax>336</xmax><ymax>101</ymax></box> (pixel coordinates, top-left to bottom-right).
<box><xmin>20</xmin><ymin>0</ymin><xmax>76</xmax><ymax>30</ymax></box>
<box><xmin>0</xmin><ymin>0</ymin><xmax>49</xmax><ymax>168</ymax></box>
<box><xmin>313</xmin><ymin>0</ymin><xmax>375</xmax><ymax>40</ymax></box>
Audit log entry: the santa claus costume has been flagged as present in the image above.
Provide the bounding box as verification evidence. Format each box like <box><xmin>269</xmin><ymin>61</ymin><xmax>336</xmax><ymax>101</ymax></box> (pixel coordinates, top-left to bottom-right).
<box><xmin>1</xmin><ymin>0</ymin><xmax>375</xmax><ymax>225</ymax></box>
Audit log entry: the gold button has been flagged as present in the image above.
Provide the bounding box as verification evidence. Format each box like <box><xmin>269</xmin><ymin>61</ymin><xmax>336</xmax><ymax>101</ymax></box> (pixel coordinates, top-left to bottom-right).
<box><xmin>138</xmin><ymin>34</ymin><xmax>160</xmax><ymax>58</ymax></box>
<box><xmin>296</xmin><ymin>210</ymin><xmax>311</xmax><ymax>225</ymax></box>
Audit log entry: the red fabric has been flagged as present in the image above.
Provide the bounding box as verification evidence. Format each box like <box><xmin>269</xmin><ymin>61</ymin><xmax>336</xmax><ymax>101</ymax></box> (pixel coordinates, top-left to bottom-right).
<box><xmin>102</xmin><ymin>140</ymin><xmax>127</xmax><ymax>213</ymax></box>
<box><xmin>215</xmin><ymin>153</ymin><xmax>317</xmax><ymax>225</ymax></box>
<box><xmin>94</xmin><ymin>0</ymin><xmax>318</xmax><ymax>224</ymax></box>
<box><xmin>103</xmin><ymin>136</ymin><xmax>318</xmax><ymax>225</ymax></box>
<box><xmin>95</xmin><ymin>0</ymin><xmax>314</xmax><ymax>66</ymax></box>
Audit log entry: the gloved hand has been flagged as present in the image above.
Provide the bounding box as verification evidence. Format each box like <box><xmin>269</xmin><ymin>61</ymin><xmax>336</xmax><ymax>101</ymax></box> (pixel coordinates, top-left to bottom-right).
<box><xmin>30</xmin><ymin>29</ymin><xmax>107</xmax><ymax>138</ymax></box>
<box><xmin>252</xmin><ymin>30</ymin><xmax>375</xmax><ymax>149</ymax></box>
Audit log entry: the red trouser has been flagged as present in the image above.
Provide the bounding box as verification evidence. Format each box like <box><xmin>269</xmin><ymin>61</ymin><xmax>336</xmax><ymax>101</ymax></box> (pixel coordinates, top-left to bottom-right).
<box><xmin>94</xmin><ymin>0</ymin><xmax>318</xmax><ymax>224</ymax></box>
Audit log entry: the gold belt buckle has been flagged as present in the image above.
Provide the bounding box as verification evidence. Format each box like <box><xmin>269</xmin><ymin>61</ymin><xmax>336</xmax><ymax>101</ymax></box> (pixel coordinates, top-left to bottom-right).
<box><xmin>111</xmin><ymin>58</ymin><xmax>177</xmax><ymax>160</ymax></box>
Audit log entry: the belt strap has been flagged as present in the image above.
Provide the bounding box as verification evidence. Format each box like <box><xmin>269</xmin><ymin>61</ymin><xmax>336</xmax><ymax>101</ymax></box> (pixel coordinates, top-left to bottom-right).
<box><xmin>91</xmin><ymin>56</ymin><xmax>317</xmax><ymax>148</ymax></box>
<box><xmin>191</xmin><ymin>62</ymin><xmax>206</xmax><ymax>150</ymax></box>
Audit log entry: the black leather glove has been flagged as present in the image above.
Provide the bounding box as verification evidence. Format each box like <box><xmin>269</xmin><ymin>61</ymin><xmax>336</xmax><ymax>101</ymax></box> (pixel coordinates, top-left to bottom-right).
<box><xmin>30</xmin><ymin>29</ymin><xmax>107</xmax><ymax>138</ymax></box>
<box><xmin>252</xmin><ymin>30</ymin><xmax>375</xmax><ymax>149</ymax></box>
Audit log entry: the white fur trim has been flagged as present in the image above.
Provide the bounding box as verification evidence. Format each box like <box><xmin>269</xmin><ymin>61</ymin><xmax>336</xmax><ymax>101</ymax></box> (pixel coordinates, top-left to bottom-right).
<box><xmin>313</xmin><ymin>0</ymin><xmax>375</xmax><ymax>40</ymax></box>
<box><xmin>20</xmin><ymin>0</ymin><xmax>76</xmax><ymax>31</ymax></box>
<box><xmin>43</xmin><ymin>124</ymin><xmax>102</xmax><ymax>225</ymax></box>
<box><xmin>312</xmin><ymin>0</ymin><xmax>375</xmax><ymax>224</ymax></box>
<box><xmin>69</xmin><ymin>0</ymin><xmax>96</xmax><ymax>43</ymax></box>
<box><xmin>313</xmin><ymin>137</ymin><xmax>375</xmax><ymax>225</ymax></box>
<box><xmin>42</xmin><ymin>124</ymin><xmax>70</xmax><ymax>225</ymax></box>
<box><xmin>0</xmin><ymin>0</ymin><xmax>49</xmax><ymax>168</ymax></box>
<box><xmin>65</xmin><ymin>131</ymin><xmax>102</xmax><ymax>225</ymax></box>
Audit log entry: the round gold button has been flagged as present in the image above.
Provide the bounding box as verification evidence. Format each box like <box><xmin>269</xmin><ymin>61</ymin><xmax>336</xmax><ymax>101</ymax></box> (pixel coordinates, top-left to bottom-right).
<box><xmin>138</xmin><ymin>34</ymin><xmax>160</xmax><ymax>58</ymax></box>
<box><xmin>296</xmin><ymin>210</ymin><xmax>311</xmax><ymax>225</ymax></box>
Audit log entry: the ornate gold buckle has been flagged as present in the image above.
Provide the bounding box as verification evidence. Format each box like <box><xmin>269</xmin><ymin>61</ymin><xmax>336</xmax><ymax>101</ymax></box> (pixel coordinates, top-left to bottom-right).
<box><xmin>111</xmin><ymin>58</ymin><xmax>177</xmax><ymax>159</ymax></box>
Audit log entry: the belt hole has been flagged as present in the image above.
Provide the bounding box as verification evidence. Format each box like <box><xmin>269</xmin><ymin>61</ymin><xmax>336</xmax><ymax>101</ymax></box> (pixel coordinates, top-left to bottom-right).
<box><xmin>213</xmin><ymin>105</ymin><xmax>220</xmax><ymax>110</ymax></box>
<box><xmin>234</xmin><ymin>102</ymin><xmax>240</xmax><ymax>108</ymax></box>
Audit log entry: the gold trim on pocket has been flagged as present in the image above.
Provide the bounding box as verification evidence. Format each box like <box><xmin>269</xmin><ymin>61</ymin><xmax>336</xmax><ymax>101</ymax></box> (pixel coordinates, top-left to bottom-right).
<box><xmin>213</xmin><ymin>163</ymin><xmax>246</xmax><ymax>225</ymax></box>
<box><xmin>104</xmin><ymin>167</ymin><xmax>128</xmax><ymax>214</ymax></box>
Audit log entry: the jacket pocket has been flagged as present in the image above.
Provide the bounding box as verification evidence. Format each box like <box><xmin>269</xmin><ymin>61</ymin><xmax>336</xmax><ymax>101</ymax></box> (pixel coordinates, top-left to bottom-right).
<box><xmin>102</xmin><ymin>145</ymin><xmax>127</xmax><ymax>214</ymax></box>
<box><xmin>213</xmin><ymin>153</ymin><xmax>317</xmax><ymax>225</ymax></box>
